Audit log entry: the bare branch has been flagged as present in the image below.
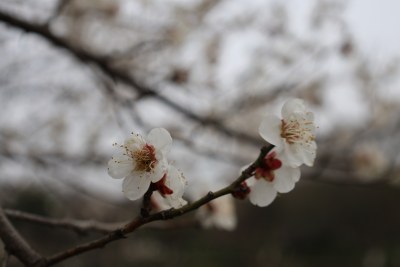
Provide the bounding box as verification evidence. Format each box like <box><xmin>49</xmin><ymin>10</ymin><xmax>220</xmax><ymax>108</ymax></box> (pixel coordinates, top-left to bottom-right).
<box><xmin>4</xmin><ymin>210</ymin><xmax>120</xmax><ymax>235</ymax></box>
<box><xmin>0</xmin><ymin>207</ymin><xmax>46</xmax><ymax>267</ymax></box>
<box><xmin>5</xmin><ymin>209</ymin><xmax>201</xmax><ymax>236</ymax></box>
<box><xmin>45</xmin><ymin>145</ymin><xmax>273</xmax><ymax>266</ymax></box>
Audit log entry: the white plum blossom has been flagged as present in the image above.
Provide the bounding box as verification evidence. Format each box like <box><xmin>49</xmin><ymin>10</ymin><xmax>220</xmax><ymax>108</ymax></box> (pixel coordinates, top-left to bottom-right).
<box><xmin>152</xmin><ymin>165</ymin><xmax>188</xmax><ymax>209</ymax></box>
<box><xmin>246</xmin><ymin>150</ymin><xmax>301</xmax><ymax>207</ymax></box>
<box><xmin>259</xmin><ymin>98</ymin><xmax>317</xmax><ymax>167</ymax></box>
<box><xmin>108</xmin><ymin>128</ymin><xmax>172</xmax><ymax>201</ymax></box>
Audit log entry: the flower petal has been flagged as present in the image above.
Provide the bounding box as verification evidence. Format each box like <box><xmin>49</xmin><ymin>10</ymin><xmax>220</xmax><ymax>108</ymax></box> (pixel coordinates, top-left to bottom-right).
<box><xmin>283</xmin><ymin>142</ymin><xmax>304</xmax><ymax>167</ymax></box>
<box><xmin>165</xmin><ymin>165</ymin><xmax>186</xmax><ymax>198</ymax></box>
<box><xmin>107</xmin><ymin>153</ymin><xmax>133</xmax><ymax>179</ymax></box>
<box><xmin>273</xmin><ymin>166</ymin><xmax>300</xmax><ymax>193</ymax></box>
<box><xmin>258</xmin><ymin>115</ymin><xmax>284</xmax><ymax>148</ymax></box>
<box><xmin>248</xmin><ymin>178</ymin><xmax>277</xmax><ymax>207</ymax></box>
<box><xmin>299</xmin><ymin>141</ymin><xmax>317</xmax><ymax>167</ymax></box>
<box><xmin>284</xmin><ymin>141</ymin><xmax>317</xmax><ymax>167</ymax></box>
<box><xmin>150</xmin><ymin>159</ymin><xmax>168</xmax><ymax>183</ymax></box>
<box><xmin>281</xmin><ymin>98</ymin><xmax>306</xmax><ymax>119</ymax></box>
<box><xmin>162</xmin><ymin>165</ymin><xmax>187</xmax><ymax>208</ymax></box>
<box><xmin>165</xmin><ymin>196</ymin><xmax>188</xmax><ymax>209</ymax></box>
<box><xmin>122</xmin><ymin>174</ymin><xmax>151</xmax><ymax>201</ymax></box>
<box><xmin>147</xmin><ymin>128</ymin><xmax>172</xmax><ymax>154</ymax></box>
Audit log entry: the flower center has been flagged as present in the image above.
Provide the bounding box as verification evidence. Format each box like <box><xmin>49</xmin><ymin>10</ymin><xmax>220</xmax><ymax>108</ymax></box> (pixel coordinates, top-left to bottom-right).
<box><xmin>281</xmin><ymin>116</ymin><xmax>315</xmax><ymax>145</ymax></box>
<box><xmin>133</xmin><ymin>144</ymin><xmax>157</xmax><ymax>172</ymax></box>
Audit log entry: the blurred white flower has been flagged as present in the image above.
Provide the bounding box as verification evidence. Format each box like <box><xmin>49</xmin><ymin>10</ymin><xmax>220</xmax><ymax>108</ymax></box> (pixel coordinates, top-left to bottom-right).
<box><xmin>259</xmin><ymin>98</ymin><xmax>317</xmax><ymax>167</ymax></box>
<box><xmin>108</xmin><ymin>128</ymin><xmax>172</xmax><ymax>201</ymax></box>
<box><xmin>196</xmin><ymin>195</ymin><xmax>237</xmax><ymax>231</ymax></box>
<box><xmin>152</xmin><ymin>165</ymin><xmax>188</xmax><ymax>209</ymax></box>
<box><xmin>247</xmin><ymin>150</ymin><xmax>300</xmax><ymax>207</ymax></box>
<box><xmin>352</xmin><ymin>143</ymin><xmax>389</xmax><ymax>181</ymax></box>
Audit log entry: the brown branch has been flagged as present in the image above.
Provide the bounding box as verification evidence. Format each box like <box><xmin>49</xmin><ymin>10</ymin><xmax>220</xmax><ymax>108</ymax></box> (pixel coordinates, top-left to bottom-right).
<box><xmin>5</xmin><ymin>209</ymin><xmax>201</xmax><ymax>235</ymax></box>
<box><xmin>140</xmin><ymin>185</ymin><xmax>156</xmax><ymax>218</ymax></box>
<box><xmin>0</xmin><ymin>207</ymin><xmax>46</xmax><ymax>267</ymax></box>
<box><xmin>0</xmin><ymin>9</ymin><xmax>260</xmax><ymax>146</ymax></box>
<box><xmin>45</xmin><ymin>145</ymin><xmax>273</xmax><ymax>266</ymax></box>
<box><xmin>4</xmin><ymin>210</ymin><xmax>120</xmax><ymax>235</ymax></box>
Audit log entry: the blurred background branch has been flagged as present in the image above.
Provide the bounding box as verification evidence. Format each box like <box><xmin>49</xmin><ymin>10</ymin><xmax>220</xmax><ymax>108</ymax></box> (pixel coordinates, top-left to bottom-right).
<box><xmin>0</xmin><ymin>207</ymin><xmax>46</xmax><ymax>267</ymax></box>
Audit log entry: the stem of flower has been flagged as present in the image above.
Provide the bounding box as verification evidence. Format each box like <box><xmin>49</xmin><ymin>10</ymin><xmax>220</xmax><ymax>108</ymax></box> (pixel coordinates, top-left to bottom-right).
<box><xmin>45</xmin><ymin>144</ymin><xmax>274</xmax><ymax>266</ymax></box>
<box><xmin>140</xmin><ymin>184</ymin><xmax>156</xmax><ymax>218</ymax></box>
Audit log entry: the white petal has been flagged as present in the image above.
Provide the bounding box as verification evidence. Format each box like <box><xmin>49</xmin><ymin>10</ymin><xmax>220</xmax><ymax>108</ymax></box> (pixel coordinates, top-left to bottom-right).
<box><xmin>165</xmin><ymin>196</ymin><xmax>187</xmax><ymax>209</ymax></box>
<box><xmin>283</xmin><ymin>142</ymin><xmax>304</xmax><ymax>167</ymax></box>
<box><xmin>248</xmin><ymin>179</ymin><xmax>277</xmax><ymax>207</ymax></box>
<box><xmin>107</xmin><ymin>154</ymin><xmax>133</xmax><ymax>179</ymax></box>
<box><xmin>273</xmin><ymin>166</ymin><xmax>300</xmax><ymax>193</ymax></box>
<box><xmin>128</xmin><ymin>170</ymin><xmax>156</xmax><ymax>186</ymax></box>
<box><xmin>258</xmin><ymin>115</ymin><xmax>284</xmax><ymax>148</ymax></box>
<box><xmin>246</xmin><ymin>176</ymin><xmax>256</xmax><ymax>186</ymax></box>
<box><xmin>299</xmin><ymin>141</ymin><xmax>317</xmax><ymax>167</ymax></box>
<box><xmin>281</xmin><ymin>98</ymin><xmax>306</xmax><ymax>119</ymax></box>
<box><xmin>153</xmin><ymin>185</ymin><xmax>187</xmax><ymax>209</ymax></box>
<box><xmin>160</xmin><ymin>166</ymin><xmax>187</xmax><ymax>208</ymax></box>
<box><xmin>274</xmin><ymin>150</ymin><xmax>290</xmax><ymax>164</ymax></box>
<box><xmin>165</xmin><ymin>165</ymin><xmax>186</xmax><ymax>198</ymax></box>
<box><xmin>284</xmin><ymin>141</ymin><xmax>317</xmax><ymax>167</ymax></box>
<box><xmin>291</xmin><ymin>166</ymin><xmax>302</xmax><ymax>182</ymax></box>
<box><xmin>122</xmin><ymin>175</ymin><xmax>151</xmax><ymax>201</ymax></box>
<box><xmin>304</xmin><ymin>111</ymin><xmax>315</xmax><ymax>125</ymax></box>
<box><xmin>147</xmin><ymin>128</ymin><xmax>172</xmax><ymax>154</ymax></box>
<box><xmin>150</xmin><ymin>160</ymin><xmax>168</xmax><ymax>183</ymax></box>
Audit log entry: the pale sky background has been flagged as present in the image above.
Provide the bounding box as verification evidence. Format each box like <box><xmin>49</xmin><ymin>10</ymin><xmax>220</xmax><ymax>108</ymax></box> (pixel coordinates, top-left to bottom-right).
<box><xmin>346</xmin><ymin>0</ymin><xmax>400</xmax><ymax>61</ymax></box>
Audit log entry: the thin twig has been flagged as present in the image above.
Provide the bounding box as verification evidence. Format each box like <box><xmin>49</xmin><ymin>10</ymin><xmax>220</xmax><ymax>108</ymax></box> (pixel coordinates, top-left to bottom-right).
<box><xmin>0</xmin><ymin>207</ymin><xmax>46</xmax><ymax>267</ymax></box>
<box><xmin>4</xmin><ymin>210</ymin><xmax>120</xmax><ymax>235</ymax></box>
<box><xmin>5</xmin><ymin>209</ymin><xmax>200</xmax><ymax>234</ymax></box>
<box><xmin>45</xmin><ymin>145</ymin><xmax>273</xmax><ymax>266</ymax></box>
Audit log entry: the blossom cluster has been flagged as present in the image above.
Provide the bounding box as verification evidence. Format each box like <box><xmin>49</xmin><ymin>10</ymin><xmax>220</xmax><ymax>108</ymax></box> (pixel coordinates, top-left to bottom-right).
<box><xmin>107</xmin><ymin>128</ymin><xmax>187</xmax><ymax>208</ymax></box>
<box><xmin>242</xmin><ymin>98</ymin><xmax>317</xmax><ymax>207</ymax></box>
<box><xmin>107</xmin><ymin>98</ymin><xmax>317</xmax><ymax>213</ymax></box>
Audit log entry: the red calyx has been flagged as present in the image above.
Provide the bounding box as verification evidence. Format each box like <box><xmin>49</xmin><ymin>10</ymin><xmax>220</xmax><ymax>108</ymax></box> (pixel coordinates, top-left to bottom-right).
<box><xmin>264</xmin><ymin>151</ymin><xmax>282</xmax><ymax>171</ymax></box>
<box><xmin>254</xmin><ymin>151</ymin><xmax>282</xmax><ymax>182</ymax></box>
<box><xmin>153</xmin><ymin>174</ymin><xmax>173</xmax><ymax>196</ymax></box>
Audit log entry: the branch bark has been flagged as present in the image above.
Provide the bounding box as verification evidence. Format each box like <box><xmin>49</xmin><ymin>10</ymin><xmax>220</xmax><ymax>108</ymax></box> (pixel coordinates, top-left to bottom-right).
<box><xmin>0</xmin><ymin>207</ymin><xmax>46</xmax><ymax>267</ymax></box>
<box><xmin>4</xmin><ymin>210</ymin><xmax>120</xmax><ymax>235</ymax></box>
